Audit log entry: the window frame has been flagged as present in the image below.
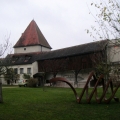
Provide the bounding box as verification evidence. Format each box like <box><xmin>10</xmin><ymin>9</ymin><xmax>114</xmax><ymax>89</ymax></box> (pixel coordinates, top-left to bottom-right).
<box><xmin>27</xmin><ymin>68</ymin><xmax>31</xmax><ymax>74</ymax></box>
<box><xmin>14</xmin><ymin>68</ymin><xmax>18</xmax><ymax>74</ymax></box>
<box><xmin>20</xmin><ymin>68</ymin><xmax>24</xmax><ymax>74</ymax></box>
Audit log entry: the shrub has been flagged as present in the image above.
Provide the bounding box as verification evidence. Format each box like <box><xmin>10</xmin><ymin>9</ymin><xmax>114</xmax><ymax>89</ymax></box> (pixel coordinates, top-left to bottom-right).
<box><xmin>27</xmin><ymin>78</ymin><xmax>38</xmax><ymax>87</ymax></box>
<box><xmin>113</xmin><ymin>81</ymin><xmax>120</xmax><ymax>87</ymax></box>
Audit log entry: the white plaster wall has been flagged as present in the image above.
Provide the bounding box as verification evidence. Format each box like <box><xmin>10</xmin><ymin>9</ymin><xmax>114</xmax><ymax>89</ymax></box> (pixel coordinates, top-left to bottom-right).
<box><xmin>0</xmin><ymin>75</ymin><xmax>6</xmax><ymax>84</ymax></box>
<box><xmin>14</xmin><ymin>46</ymin><xmax>51</xmax><ymax>53</ymax></box>
<box><xmin>2</xmin><ymin>62</ymin><xmax>39</xmax><ymax>85</ymax></box>
<box><xmin>11</xmin><ymin>64</ymin><xmax>33</xmax><ymax>80</ymax></box>
<box><xmin>32</xmin><ymin>61</ymin><xmax>38</xmax><ymax>75</ymax></box>
<box><xmin>45</xmin><ymin>71</ymin><xmax>91</xmax><ymax>88</ymax></box>
<box><xmin>41</xmin><ymin>47</ymin><xmax>51</xmax><ymax>52</ymax></box>
<box><xmin>107</xmin><ymin>46</ymin><xmax>120</xmax><ymax>62</ymax></box>
<box><xmin>107</xmin><ymin>40</ymin><xmax>120</xmax><ymax>62</ymax></box>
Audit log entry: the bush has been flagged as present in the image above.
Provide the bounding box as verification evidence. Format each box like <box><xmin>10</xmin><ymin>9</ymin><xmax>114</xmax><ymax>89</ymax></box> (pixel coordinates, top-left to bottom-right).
<box><xmin>113</xmin><ymin>81</ymin><xmax>120</xmax><ymax>87</ymax></box>
<box><xmin>27</xmin><ymin>78</ymin><xmax>38</xmax><ymax>87</ymax></box>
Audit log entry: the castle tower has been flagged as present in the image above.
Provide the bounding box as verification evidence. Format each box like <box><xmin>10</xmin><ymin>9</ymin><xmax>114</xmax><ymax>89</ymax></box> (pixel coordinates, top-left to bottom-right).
<box><xmin>14</xmin><ymin>20</ymin><xmax>52</xmax><ymax>53</ymax></box>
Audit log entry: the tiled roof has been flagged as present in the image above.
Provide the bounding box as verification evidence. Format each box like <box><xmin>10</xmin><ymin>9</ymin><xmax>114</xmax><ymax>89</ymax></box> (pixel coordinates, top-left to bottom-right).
<box><xmin>0</xmin><ymin>58</ymin><xmax>5</xmax><ymax>65</ymax></box>
<box><xmin>5</xmin><ymin>52</ymin><xmax>41</xmax><ymax>65</ymax></box>
<box><xmin>14</xmin><ymin>20</ymin><xmax>52</xmax><ymax>49</ymax></box>
<box><xmin>6</xmin><ymin>40</ymin><xmax>108</xmax><ymax>65</ymax></box>
<box><xmin>37</xmin><ymin>40</ymin><xmax>108</xmax><ymax>60</ymax></box>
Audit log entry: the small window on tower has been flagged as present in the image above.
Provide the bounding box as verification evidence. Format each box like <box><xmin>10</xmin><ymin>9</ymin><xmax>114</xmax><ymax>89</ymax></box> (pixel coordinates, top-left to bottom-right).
<box><xmin>24</xmin><ymin>48</ymin><xmax>26</xmax><ymax>50</ymax></box>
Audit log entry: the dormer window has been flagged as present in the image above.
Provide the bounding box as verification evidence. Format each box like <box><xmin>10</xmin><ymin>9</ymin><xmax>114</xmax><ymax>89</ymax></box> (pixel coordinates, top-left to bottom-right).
<box><xmin>12</xmin><ymin>57</ymin><xmax>19</xmax><ymax>63</ymax></box>
<box><xmin>24</xmin><ymin>55</ymin><xmax>31</xmax><ymax>62</ymax></box>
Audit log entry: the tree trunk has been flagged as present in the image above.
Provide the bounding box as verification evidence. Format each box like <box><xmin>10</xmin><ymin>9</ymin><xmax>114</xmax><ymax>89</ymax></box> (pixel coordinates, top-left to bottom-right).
<box><xmin>0</xmin><ymin>79</ymin><xmax>3</xmax><ymax>103</ymax></box>
<box><xmin>74</xmin><ymin>70</ymin><xmax>79</xmax><ymax>88</ymax></box>
<box><xmin>52</xmin><ymin>72</ymin><xmax>57</xmax><ymax>86</ymax></box>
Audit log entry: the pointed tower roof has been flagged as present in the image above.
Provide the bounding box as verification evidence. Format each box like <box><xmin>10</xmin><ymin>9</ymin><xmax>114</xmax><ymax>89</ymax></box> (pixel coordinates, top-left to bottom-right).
<box><xmin>14</xmin><ymin>20</ymin><xmax>52</xmax><ymax>49</ymax></box>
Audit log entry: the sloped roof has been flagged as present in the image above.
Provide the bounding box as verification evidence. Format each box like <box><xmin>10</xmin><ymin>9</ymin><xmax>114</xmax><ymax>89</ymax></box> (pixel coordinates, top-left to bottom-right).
<box><xmin>5</xmin><ymin>52</ymin><xmax>41</xmax><ymax>65</ymax></box>
<box><xmin>14</xmin><ymin>20</ymin><xmax>52</xmax><ymax>49</ymax></box>
<box><xmin>0</xmin><ymin>58</ymin><xmax>5</xmax><ymax>65</ymax></box>
<box><xmin>7</xmin><ymin>40</ymin><xmax>108</xmax><ymax>65</ymax></box>
<box><xmin>37</xmin><ymin>40</ymin><xmax>108</xmax><ymax>60</ymax></box>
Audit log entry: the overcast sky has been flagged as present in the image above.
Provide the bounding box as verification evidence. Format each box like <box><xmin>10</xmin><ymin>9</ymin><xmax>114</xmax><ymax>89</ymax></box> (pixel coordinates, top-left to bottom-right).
<box><xmin>0</xmin><ymin>0</ymin><xmax>100</xmax><ymax>51</ymax></box>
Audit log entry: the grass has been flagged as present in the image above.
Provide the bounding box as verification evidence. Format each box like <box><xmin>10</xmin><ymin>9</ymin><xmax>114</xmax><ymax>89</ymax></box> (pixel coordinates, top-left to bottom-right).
<box><xmin>0</xmin><ymin>87</ymin><xmax>120</xmax><ymax>120</ymax></box>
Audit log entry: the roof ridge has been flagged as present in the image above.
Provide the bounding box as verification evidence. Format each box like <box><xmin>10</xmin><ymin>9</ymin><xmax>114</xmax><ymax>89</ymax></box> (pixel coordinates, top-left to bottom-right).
<box><xmin>50</xmin><ymin>39</ymin><xmax>108</xmax><ymax>52</ymax></box>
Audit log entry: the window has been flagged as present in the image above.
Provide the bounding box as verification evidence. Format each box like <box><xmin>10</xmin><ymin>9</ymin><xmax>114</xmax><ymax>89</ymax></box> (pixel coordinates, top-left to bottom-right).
<box><xmin>24</xmin><ymin>48</ymin><xmax>26</xmax><ymax>50</ymax></box>
<box><xmin>14</xmin><ymin>68</ymin><xmax>18</xmax><ymax>74</ymax></box>
<box><xmin>12</xmin><ymin>57</ymin><xmax>19</xmax><ymax>63</ymax></box>
<box><xmin>24</xmin><ymin>55</ymin><xmax>31</xmax><ymax>62</ymax></box>
<box><xmin>20</xmin><ymin>68</ymin><xmax>24</xmax><ymax>74</ymax></box>
<box><xmin>27</xmin><ymin>68</ymin><xmax>31</xmax><ymax>74</ymax></box>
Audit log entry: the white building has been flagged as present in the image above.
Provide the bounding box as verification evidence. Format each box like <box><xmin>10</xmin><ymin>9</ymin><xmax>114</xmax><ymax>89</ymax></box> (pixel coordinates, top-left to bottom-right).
<box><xmin>2</xmin><ymin>20</ymin><xmax>51</xmax><ymax>85</ymax></box>
<box><xmin>1</xmin><ymin>20</ymin><xmax>120</xmax><ymax>87</ymax></box>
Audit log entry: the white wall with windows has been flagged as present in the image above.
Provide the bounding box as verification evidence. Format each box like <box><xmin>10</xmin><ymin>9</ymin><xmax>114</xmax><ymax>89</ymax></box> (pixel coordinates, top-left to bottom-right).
<box><xmin>1</xmin><ymin>61</ymin><xmax>39</xmax><ymax>85</ymax></box>
<box><xmin>10</xmin><ymin>63</ymin><xmax>37</xmax><ymax>80</ymax></box>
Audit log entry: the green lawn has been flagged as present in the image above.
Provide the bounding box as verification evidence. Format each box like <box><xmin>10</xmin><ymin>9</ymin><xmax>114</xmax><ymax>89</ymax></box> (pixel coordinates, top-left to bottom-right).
<box><xmin>0</xmin><ymin>87</ymin><xmax>120</xmax><ymax>120</ymax></box>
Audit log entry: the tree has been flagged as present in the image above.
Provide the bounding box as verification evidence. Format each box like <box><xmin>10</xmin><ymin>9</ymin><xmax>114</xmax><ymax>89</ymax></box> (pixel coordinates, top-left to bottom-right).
<box><xmin>87</xmin><ymin>0</ymin><xmax>120</xmax><ymax>80</ymax></box>
<box><xmin>87</xmin><ymin>0</ymin><xmax>120</xmax><ymax>40</ymax></box>
<box><xmin>0</xmin><ymin>35</ymin><xmax>11</xmax><ymax>103</ymax></box>
<box><xmin>4</xmin><ymin>68</ymin><xmax>20</xmax><ymax>85</ymax></box>
<box><xmin>38</xmin><ymin>58</ymin><xmax>67</xmax><ymax>87</ymax></box>
<box><xmin>22</xmin><ymin>73</ymin><xmax>31</xmax><ymax>79</ymax></box>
